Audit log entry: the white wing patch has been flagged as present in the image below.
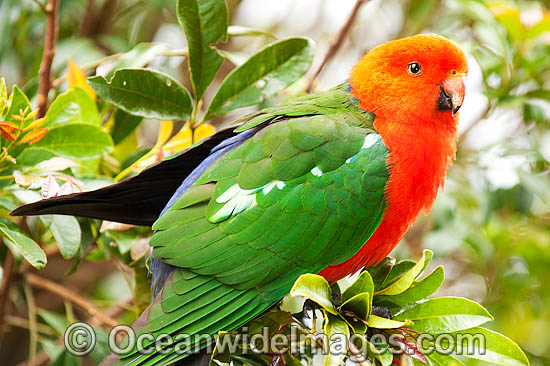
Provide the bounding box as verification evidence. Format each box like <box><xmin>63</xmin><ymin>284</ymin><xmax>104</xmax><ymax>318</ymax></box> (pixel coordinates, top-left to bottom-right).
<box><xmin>211</xmin><ymin>181</ymin><xmax>286</xmax><ymax>221</ymax></box>
<box><xmin>347</xmin><ymin>133</ymin><xmax>380</xmax><ymax>164</ymax></box>
<box><xmin>362</xmin><ymin>133</ymin><xmax>379</xmax><ymax>149</ymax></box>
<box><xmin>311</xmin><ymin>166</ymin><xmax>323</xmax><ymax>177</ymax></box>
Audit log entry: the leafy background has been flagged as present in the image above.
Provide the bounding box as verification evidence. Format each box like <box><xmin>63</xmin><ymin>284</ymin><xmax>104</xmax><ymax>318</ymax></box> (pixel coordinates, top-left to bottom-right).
<box><xmin>0</xmin><ymin>0</ymin><xmax>548</xmax><ymax>365</ymax></box>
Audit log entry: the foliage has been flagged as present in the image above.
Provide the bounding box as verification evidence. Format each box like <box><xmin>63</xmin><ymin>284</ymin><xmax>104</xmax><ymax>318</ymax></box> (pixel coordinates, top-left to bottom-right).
<box><xmin>0</xmin><ymin>0</ymin><xmax>547</xmax><ymax>365</ymax></box>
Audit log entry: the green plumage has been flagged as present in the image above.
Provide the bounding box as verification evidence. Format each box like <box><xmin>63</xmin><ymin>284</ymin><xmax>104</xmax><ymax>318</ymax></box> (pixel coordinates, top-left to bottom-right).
<box><xmin>118</xmin><ymin>84</ymin><xmax>389</xmax><ymax>365</ymax></box>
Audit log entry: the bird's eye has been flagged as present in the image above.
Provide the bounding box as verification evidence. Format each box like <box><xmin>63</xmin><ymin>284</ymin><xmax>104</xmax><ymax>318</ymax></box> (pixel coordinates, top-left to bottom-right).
<box><xmin>407</xmin><ymin>62</ymin><xmax>422</xmax><ymax>75</ymax></box>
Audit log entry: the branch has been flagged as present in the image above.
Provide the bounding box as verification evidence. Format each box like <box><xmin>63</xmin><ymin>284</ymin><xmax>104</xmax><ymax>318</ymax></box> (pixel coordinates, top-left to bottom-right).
<box><xmin>0</xmin><ymin>250</ymin><xmax>14</xmax><ymax>338</ymax></box>
<box><xmin>25</xmin><ymin>273</ymin><xmax>118</xmax><ymax>328</ymax></box>
<box><xmin>306</xmin><ymin>0</ymin><xmax>368</xmax><ymax>92</ymax></box>
<box><xmin>37</xmin><ymin>0</ymin><xmax>59</xmax><ymax>118</ymax></box>
<box><xmin>3</xmin><ymin>315</ymin><xmax>57</xmax><ymax>336</ymax></box>
<box><xmin>23</xmin><ymin>283</ymin><xmax>38</xmax><ymax>366</ymax></box>
<box><xmin>78</xmin><ymin>0</ymin><xmax>96</xmax><ymax>37</ymax></box>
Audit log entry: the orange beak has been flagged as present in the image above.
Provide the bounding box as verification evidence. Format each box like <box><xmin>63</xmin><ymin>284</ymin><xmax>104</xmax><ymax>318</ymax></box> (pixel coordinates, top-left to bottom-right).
<box><xmin>438</xmin><ymin>75</ymin><xmax>466</xmax><ymax>116</ymax></box>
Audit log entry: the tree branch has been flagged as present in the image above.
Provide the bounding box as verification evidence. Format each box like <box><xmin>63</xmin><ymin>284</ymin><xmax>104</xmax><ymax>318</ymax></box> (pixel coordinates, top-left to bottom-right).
<box><xmin>25</xmin><ymin>273</ymin><xmax>118</xmax><ymax>328</ymax></box>
<box><xmin>23</xmin><ymin>283</ymin><xmax>38</xmax><ymax>366</ymax></box>
<box><xmin>78</xmin><ymin>0</ymin><xmax>96</xmax><ymax>37</ymax></box>
<box><xmin>0</xmin><ymin>250</ymin><xmax>15</xmax><ymax>338</ymax></box>
<box><xmin>37</xmin><ymin>0</ymin><xmax>59</xmax><ymax>118</ymax></box>
<box><xmin>306</xmin><ymin>0</ymin><xmax>368</xmax><ymax>92</ymax></box>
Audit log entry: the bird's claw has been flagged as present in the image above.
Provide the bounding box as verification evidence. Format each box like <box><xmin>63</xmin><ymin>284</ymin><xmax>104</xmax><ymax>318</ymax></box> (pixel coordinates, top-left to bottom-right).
<box><xmin>303</xmin><ymin>299</ymin><xmax>319</xmax><ymax>318</ymax></box>
<box><xmin>371</xmin><ymin>305</ymin><xmax>392</xmax><ymax>319</ymax></box>
<box><xmin>302</xmin><ymin>292</ymin><xmax>343</xmax><ymax>319</ymax></box>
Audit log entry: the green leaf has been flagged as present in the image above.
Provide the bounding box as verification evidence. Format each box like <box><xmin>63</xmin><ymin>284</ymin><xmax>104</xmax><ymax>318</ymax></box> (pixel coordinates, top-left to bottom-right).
<box><xmin>445</xmin><ymin>327</ymin><xmax>529</xmax><ymax>366</ymax></box>
<box><xmin>290</xmin><ymin>273</ymin><xmax>337</xmax><ymax>314</ymax></box>
<box><xmin>381</xmin><ymin>259</ymin><xmax>416</xmax><ymax>287</ymax></box>
<box><xmin>32</xmin><ymin>123</ymin><xmax>113</xmax><ymax>160</ymax></box>
<box><xmin>50</xmin><ymin>350</ymin><xmax>79</xmax><ymax>366</ymax></box>
<box><xmin>367</xmin><ymin>340</ymin><xmax>393</xmax><ymax>366</ymax></box>
<box><xmin>340</xmin><ymin>291</ymin><xmax>370</xmax><ymax>334</ymax></box>
<box><xmin>427</xmin><ymin>351</ymin><xmax>465</xmax><ymax>366</ymax></box>
<box><xmin>376</xmin><ymin>249</ymin><xmax>433</xmax><ymax>295</ymax></box>
<box><xmin>105</xmin><ymin>43</ymin><xmax>168</xmax><ymax>79</ymax></box>
<box><xmin>0</xmin><ymin>198</ymin><xmax>17</xmax><ymax>211</ymax></box>
<box><xmin>88</xmin><ymin>69</ymin><xmax>192</xmax><ymax>120</ymax></box>
<box><xmin>132</xmin><ymin>265</ymin><xmax>152</xmax><ymax>315</ymax></box>
<box><xmin>215</xmin><ymin>49</ymin><xmax>249</xmax><ymax>67</ymax></box>
<box><xmin>524</xmin><ymin>89</ymin><xmax>550</xmax><ymax>101</ymax></box>
<box><xmin>46</xmin><ymin>215</ymin><xmax>81</xmax><ymax>259</ymax></box>
<box><xmin>367</xmin><ymin>257</ymin><xmax>394</xmax><ymax>291</ymax></box>
<box><xmin>5</xmin><ymin>84</ymin><xmax>31</xmax><ymax>123</ymax></box>
<box><xmin>38</xmin><ymin>310</ymin><xmax>67</xmax><ymax>335</ymax></box>
<box><xmin>227</xmin><ymin>25</ymin><xmax>276</xmax><ymax>40</ymax></box>
<box><xmin>107</xmin><ymin>229</ymin><xmax>138</xmax><ymax>255</ymax></box>
<box><xmin>0</xmin><ymin>223</ymin><xmax>46</xmax><ymax>269</ymax></box>
<box><xmin>0</xmin><ymin>77</ymin><xmax>7</xmax><ymax>115</ymax></box>
<box><xmin>342</xmin><ymin>271</ymin><xmax>374</xmax><ymax>304</ymax></box>
<box><xmin>394</xmin><ymin>297</ymin><xmax>493</xmax><ymax>334</ymax></box>
<box><xmin>376</xmin><ymin>265</ymin><xmax>444</xmax><ymax>306</ymax></box>
<box><xmin>15</xmin><ymin>148</ymin><xmax>57</xmax><ymax>166</ymax></box>
<box><xmin>366</xmin><ymin>314</ymin><xmax>406</xmax><ymax>329</ymax></box>
<box><xmin>249</xmin><ymin>310</ymin><xmax>294</xmax><ymax>336</ymax></box>
<box><xmin>323</xmin><ymin>313</ymin><xmax>350</xmax><ymax>366</ymax></box>
<box><xmin>45</xmin><ymin>87</ymin><xmax>100</xmax><ymax>127</ymax></box>
<box><xmin>340</xmin><ymin>292</ymin><xmax>370</xmax><ymax>323</ymax></box>
<box><xmin>40</xmin><ymin>339</ymin><xmax>64</xmax><ymax>363</ymax></box>
<box><xmin>111</xmin><ymin>109</ymin><xmax>143</xmax><ymax>145</ymax></box>
<box><xmin>177</xmin><ymin>0</ymin><xmax>228</xmax><ymax>101</ymax></box>
<box><xmin>205</xmin><ymin>37</ymin><xmax>314</xmax><ymax>119</ymax></box>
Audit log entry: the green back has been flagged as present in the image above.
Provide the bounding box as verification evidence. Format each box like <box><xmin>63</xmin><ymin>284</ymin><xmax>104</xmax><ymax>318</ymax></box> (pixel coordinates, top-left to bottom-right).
<box><xmin>118</xmin><ymin>84</ymin><xmax>390</xmax><ymax>365</ymax></box>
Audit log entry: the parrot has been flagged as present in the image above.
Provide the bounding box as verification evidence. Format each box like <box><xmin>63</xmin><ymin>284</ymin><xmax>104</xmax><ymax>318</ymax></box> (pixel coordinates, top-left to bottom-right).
<box><xmin>11</xmin><ymin>33</ymin><xmax>468</xmax><ymax>365</ymax></box>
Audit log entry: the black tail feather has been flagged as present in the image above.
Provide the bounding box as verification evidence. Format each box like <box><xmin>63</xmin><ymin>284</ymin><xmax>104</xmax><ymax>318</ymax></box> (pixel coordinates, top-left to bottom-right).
<box><xmin>10</xmin><ymin>127</ymin><xmax>237</xmax><ymax>226</ymax></box>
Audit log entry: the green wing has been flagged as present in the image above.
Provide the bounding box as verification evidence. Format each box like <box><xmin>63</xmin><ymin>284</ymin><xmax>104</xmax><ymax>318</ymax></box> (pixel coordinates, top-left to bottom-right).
<box><xmin>118</xmin><ymin>85</ymin><xmax>389</xmax><ymax>365</ymax></box>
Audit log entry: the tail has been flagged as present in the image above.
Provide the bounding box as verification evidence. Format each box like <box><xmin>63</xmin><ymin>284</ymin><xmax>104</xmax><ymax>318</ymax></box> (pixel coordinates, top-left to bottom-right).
<box><xmin>10</xmin><ymin>127</ymin><xmax>238</xmax><ymax>226</ymax></box>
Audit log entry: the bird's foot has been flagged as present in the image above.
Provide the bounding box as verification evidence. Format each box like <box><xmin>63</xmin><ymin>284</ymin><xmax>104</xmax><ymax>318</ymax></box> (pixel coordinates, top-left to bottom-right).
<box><xmin>302</xmin><ymin>292</ymin><xmax>343</xmax><ymax>318</ymax></box>
<box><xmin>302</xmin><ymin>299</ymin><xmax>318</xmax><ymax>319</ymax></box>
<box><xmin>371</xmin><ymin>305</ymin><xmax>392</xmax><ymax>319</ymax></box>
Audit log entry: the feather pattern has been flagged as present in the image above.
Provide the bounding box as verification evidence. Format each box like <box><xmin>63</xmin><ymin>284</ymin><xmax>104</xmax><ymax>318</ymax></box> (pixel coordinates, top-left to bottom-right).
<box><xmin>117</xmin><ymin>84</ymin><xmax>390</xmax><ymax>365</ymax></box>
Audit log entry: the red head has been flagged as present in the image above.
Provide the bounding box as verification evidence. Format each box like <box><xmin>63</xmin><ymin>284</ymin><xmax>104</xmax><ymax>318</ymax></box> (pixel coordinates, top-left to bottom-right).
<box><xmin>350</xmin><ymin>34</ymin><xmax>468</xmax><ymax>127</ymax></box>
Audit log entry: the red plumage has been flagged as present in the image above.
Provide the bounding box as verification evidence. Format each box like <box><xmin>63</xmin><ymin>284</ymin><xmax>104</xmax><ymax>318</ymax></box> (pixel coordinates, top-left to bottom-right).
<box><xmin>320</xmin><ymin>34</ymin><xmax>468</xmax><ymax>282</ymax></box>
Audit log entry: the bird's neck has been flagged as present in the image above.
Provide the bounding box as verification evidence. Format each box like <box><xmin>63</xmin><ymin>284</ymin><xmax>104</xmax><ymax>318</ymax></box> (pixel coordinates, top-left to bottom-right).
<box><xmin>319</xmin><ymin>113</ymin><xmax>458</xmax><ymax>282</ymax></box>
<box><xmin>375</xmin><ymin>114</ymin><xmax>458</xmax><ymax>217</ymax></box>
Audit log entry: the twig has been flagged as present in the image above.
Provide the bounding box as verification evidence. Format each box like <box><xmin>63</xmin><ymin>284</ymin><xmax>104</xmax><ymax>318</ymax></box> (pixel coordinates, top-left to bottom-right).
<box><xmin>25</xmin><ymin>273</ymin><xmax>119</xmax><ymax>328</ymax></box>
<box><xmin>0</xmin><ymin>250</ymin><xmax>15</xmax><ymax>337</ymax></box>
<box><xmin>23</xmin><ymin>283</ymin><xmax>38</xmax><ymax>366</ymax></box>
<box><xmin>306</xmin><ymin>0</ymin><xmax>368</xmax><ymax>92</ymax></box>
<box><xmin>78</xmin><ymin>0</ymin><xmax>96</xmax><ymax>37</ymax></box>
<box><xmin>88</xmin><ymin>298</ymin><xmax>133</xmax><ymax>328</ymax></box>
<box><xmin>3</xmin><ymin>315</ymin><xmax>57</xmax><ymax>336</ymax></box>
<box><xmin>37</xmin><ymin>0</ymin><xmax>59</xmax><ymax>118</ymax></box>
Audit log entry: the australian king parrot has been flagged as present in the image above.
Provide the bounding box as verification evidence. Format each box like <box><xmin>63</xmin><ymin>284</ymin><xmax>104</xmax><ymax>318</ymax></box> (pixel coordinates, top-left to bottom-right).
<box><xmin>11</xmin><ymin>33</ymin><xmax>468</xmax><ymax>365</ymax></box>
